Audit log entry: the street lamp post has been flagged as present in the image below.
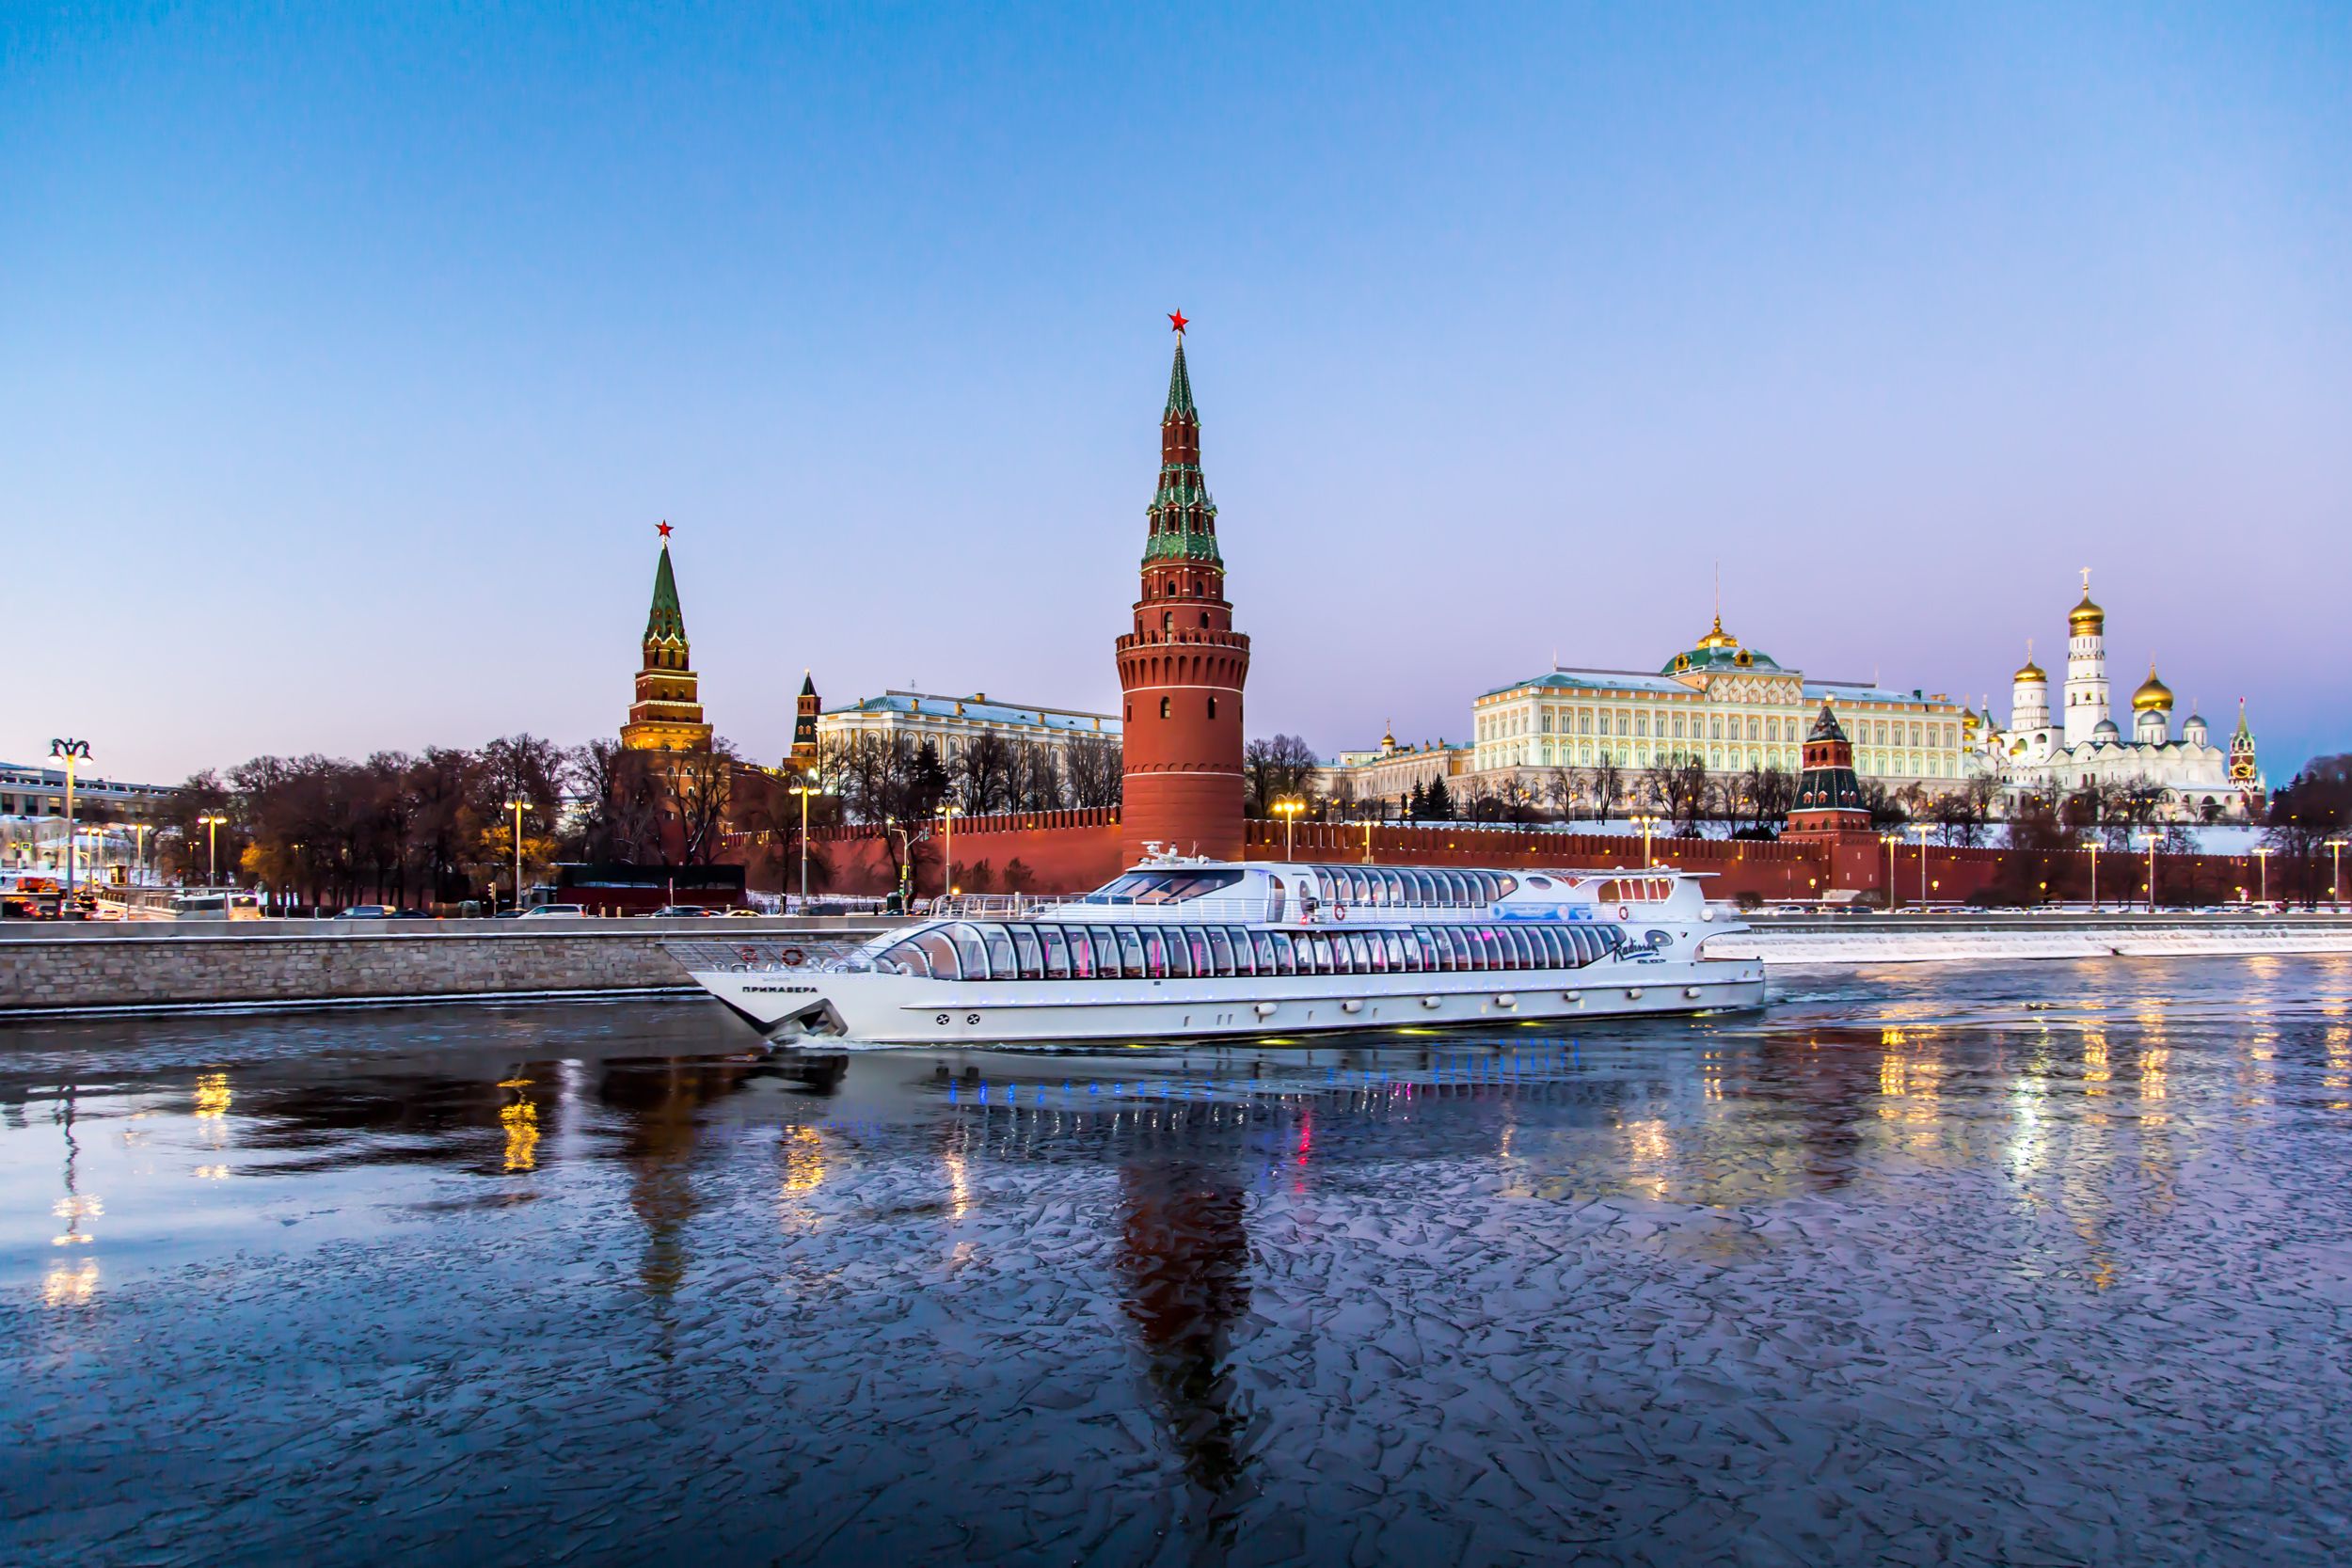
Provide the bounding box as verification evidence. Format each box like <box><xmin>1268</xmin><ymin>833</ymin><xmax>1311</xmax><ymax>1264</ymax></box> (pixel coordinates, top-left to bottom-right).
<box><xmin>1631</xmin><ymin>813</ymin><xmax>1659</xmax><ymax>869</ymax></box>
<box><xmin>2252</xmin><ymin>846</ymin><xmax>2271</xmax><ymax>908</ymax></box>
<box><xmin>1359</xmin><ymin>815</ymin><xmax>1375</xmax><ymax>865</ymax></box>
<box><xmin>2088</xmin><ymin>840</ymin><xmax>2099</xmax><ymax>911</ymax></box>
<box><xmin>1881</xmin><ymin>833</ymin><xmax>1901</xmax><ymax>911</ymax></box>
<box><xmin>935</xmin><ymin>804</ymin><xmax>959</xmax><ymax>899</ymax></box>
<box><xmin>199</xmin><ymin>814</ymin><xmax>227</xmax><ymax>887</ymax></box>
<box><xmin>1911</xmin><ymin>824</ymin><xmax>1932</xmax><ymax>908</ymax></box>
<box><xmin>131</xmin><ymin>823</ymin><xmax>151</xmax><ymax>887</ymax></box>
<box><xmin>789</xmin><ymin>785</ymin><xmax>815</xmax><ymax>905</ymax></box>
<box><xmin>48</xmin><ymin>739</ymin><xmax>89</xmax><ymax>909</ymax></box>
<box><xmin>2328</xmin><ymin>839</ymin><xmax>2346</xmax><ymax>909</ymax></box>
<box><xmin>1273</xmin><ymin>798</ymin><xmax>1303</xmax><ymax>861</ymax></box>
<box><xmin>2135</xmin><ymin>832</ymin><xmax>2160</xmax><ymax>912</ymax></box>
<box><xmin>506</xmin><ymin>799</ymin><xmax>526</xmax><ymax>914</ymax></box>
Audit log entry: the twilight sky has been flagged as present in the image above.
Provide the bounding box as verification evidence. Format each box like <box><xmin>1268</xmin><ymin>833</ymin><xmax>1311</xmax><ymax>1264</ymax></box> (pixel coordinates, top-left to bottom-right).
<box><xmin>5</xmin><ymin>4</ymin><xmax>2347</xmax><ymax>784</ymax></box>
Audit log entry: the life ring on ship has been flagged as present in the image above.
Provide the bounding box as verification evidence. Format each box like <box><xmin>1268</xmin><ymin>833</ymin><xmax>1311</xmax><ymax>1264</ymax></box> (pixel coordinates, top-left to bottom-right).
<box><xmin>1333</xmin><ymin>906</ymin><xmax>1347</xmax><ymax>922</ymax></box>
<box><xmin>1618</xmin><ymin>906</ymin><xmax>1630</xmax><ymax>921</ymax></box>
<box><xmin>736</xmin><ymin>944</ymin><xmax>759</xmax><ymax>963</ymax></box>
<box><xmin>780</xmin><ymin>947</ymin><xmax>806</xmax><ymax>967</ymax></box>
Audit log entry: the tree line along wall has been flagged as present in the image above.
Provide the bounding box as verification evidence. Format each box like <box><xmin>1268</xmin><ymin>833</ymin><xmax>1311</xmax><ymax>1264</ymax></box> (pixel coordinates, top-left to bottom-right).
<box><xmin>797</xmin><ymin>809</ymin><xmax>2283</xmax><ymax>906</ymax></box>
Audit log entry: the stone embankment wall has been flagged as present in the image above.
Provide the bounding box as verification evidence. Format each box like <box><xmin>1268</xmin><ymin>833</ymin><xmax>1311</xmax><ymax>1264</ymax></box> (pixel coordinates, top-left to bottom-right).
<box><xmin>0</xmin><ymin>918</ymin><xmax>889</xmax><ymax>1017</ymax></box>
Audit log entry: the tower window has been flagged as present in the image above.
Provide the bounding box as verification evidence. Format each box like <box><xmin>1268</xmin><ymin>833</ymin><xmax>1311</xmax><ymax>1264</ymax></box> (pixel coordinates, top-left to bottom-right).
<box><xmin>1207</xmin><ymin>696</ymin><xmax>1217</xmax><ymax>719</ymax></box>
<box><xmin>1200</xmin><ymin>611</ymin><xmax>1210</xmax><ymax>627</ymax></box>
<box><xmin>1159</xmin><ymin>697</ymin><xmax>1171</xmax><ymax>720</ymax></box>
<box><xmin>1162</xmin><ymin>611</ymin><xmax>1173</xmax><ymax>631</ymax></box>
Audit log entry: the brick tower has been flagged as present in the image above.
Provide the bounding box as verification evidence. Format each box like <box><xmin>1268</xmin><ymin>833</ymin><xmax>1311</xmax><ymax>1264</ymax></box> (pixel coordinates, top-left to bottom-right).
<box><xmin>790</xmin><ymin>670</ymin><xmax>820</xmax><ymax>770</ymax></box>
<box><xmin>1116</xmin><ymin>316</ymin><xmax>1250</xmax><ymax>865</ymax></box>
<box><xmin>1784</xmin><ymin>702</ymin><xmax>1870</xmax><ymax>839</ymax></box>
<box><xmin>620</xmin><ymin>525</ymin><xmax>714</xmax><ymax>754</ymax></box>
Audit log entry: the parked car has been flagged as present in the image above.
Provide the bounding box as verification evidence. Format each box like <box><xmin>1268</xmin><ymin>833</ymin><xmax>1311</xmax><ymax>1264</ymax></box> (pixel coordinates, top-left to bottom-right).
<box><xmin>723</xmin><ymin>907</ymin><xmax>765</xmax><ymax>918</ymax></box>
<box><xmin>647</xmin><ymin>905</ymin><xmax>712</xmax><ymax>918</ymax></box>
<box><xmin>517</xmin><ymin>904</ymin><xmax>589</xmax><ymax>920</ymax></box>
<box><xmin>336</xmin><ymin>906</ymin><xmax>396</xmax><ymax>920</ymax></box>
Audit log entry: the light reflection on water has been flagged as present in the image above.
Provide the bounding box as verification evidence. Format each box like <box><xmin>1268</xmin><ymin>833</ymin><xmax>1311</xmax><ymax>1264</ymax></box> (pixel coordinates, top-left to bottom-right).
<box><xmin>2</xmin><ymin>955</ymin><xmax>2351</xmax><ymax>1564</ymax></box>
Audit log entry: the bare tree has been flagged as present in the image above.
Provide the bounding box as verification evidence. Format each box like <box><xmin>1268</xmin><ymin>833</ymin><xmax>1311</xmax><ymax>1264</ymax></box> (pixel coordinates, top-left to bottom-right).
<box><xmin>1588</xmin><ymin>755</ymin><xmax>1627</xmax><ymax>824</ymax></box>
<box><xmin>1243</xmin><ymin>734</ymin><xmax>1321</xmax><ymax>816</ymax></box>
<box><xmin>1063</xmin><ymin>735</ymin><xmax>1122</xmax><ymax>809</ymax></box>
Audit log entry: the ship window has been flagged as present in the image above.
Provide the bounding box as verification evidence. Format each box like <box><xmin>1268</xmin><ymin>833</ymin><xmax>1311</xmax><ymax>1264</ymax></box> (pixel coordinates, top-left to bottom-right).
<box><xmin>1114</xmin><ymin>927</ymin><xmax>1146</xmax><ymax>977</ymax></box>
<box><xmin>1253</xmin><ymin>930</ymin><xmax>1279</xmax><ymax>973</ymax></box>
<box><xmin>943</xmin><ymin>923</ymin><xmax>986</xmax><ymax>979</ymax></box>
<box><xmin>1415</xmin><ymin>870</ymin><xmax>1441</xmax><ymax>905</ymax></box>
<box><xmin>1540</xmin><ymin>928</ymin><xmax>1569</xmax><ymax>967</ymax></box>
<box><xmin>1269</xmin><ymin>932</ymin><xmax>1296</xmax><ymax>975</ymax></box>
<box><xmin>916</xmin><ymin>929</ymin><xmax>960</xmax><ymax>979</ymax></box>
<box><xmin>1090</xmin><ymin>926</ymin><xmax>1121</xmax><ymax>978</ymax></box>
<box><xmin>1162</xmin><ymin>927</ymin><xmax>1190</xmax><ymax>978</ymax></box>
<box><xmin>1348</xmin><ymin>931</ymin><xmax>1375</xmax><ymax>972</ymax></box>
<box><xmin>1139</xmin><ymin>927</ymin><xmax>1169</xmax><ymax>978</ymax></box>
<box><xmin>983</xmin><ymin>925</ymin><xmax>1017</xmax><ymax>980</ymax></box>
<box><xmin>1009</xmin><ymin>925</ymin><xmax>1043</xmax><ymax>980</ymax></box>
<box><xmin>1185</xmin><ymin>927</ymin><xmax>1215</xmax><ymax>976</ymax></box>
<box><xmin>1386</xmin><ymin>870</ymin><xmax>1408</xmax><ymax>905</ymax></box>
<box><xmin>1445</xmin><ymin>871</ymin><xmax>1470</xmax><ymax>906</ymax></box>
<box><xmin>1266</xmin><ymin>881</ymin><xmax>1284</xmax><ymax>923</ymax></box>
<box><xmin>1318</xmin><ymin>932</ymin><xmax>1344</xmax><ymax>974</ymax></box>
<box><xmin>1384</xmin><ymin>929</ymin><xmax>1411</xmax><ymax>972</ymax></box>
<box><xmin>1442</xmin><ymin>927</ymin><xmax>1471</xmax><ymax>969</ymax></box>
<box><xmin>1338</xmin><ymin>931</ymin><xmax>1365</xmax><ymax>973</ymax></box>
<box><xmin>1207</xmin><ymin>927</ymin><xmax>1235</xmax><ymax>976</ymax></box>
<box><xmin>878</xmin><ymin>940</ymin><xmax>930</xmax><ymax>977</ymax></box>
<box><xmin>1512</xmin><ymin>928</ymin><xmax>1540</xmax><ymax>969</ymax></box>
<box><xmin>1295</xmin><ymin>932</ymin><xmax>1323</xmax><ymax>974</ymax></box>
<box><xmin>1492</xmin><ymin>875</ymin><xmax>1518</xmax><ymax>901</ymax></box>
<box><xmin>1414</xmin><ymin>927</ymin><xmax>1443</xmax><ymax>971</ymax></box>
<box><xmin>1039</xmin><ymin>926</ymin><xmax>1072</xmax><ymax>979</ymax></box>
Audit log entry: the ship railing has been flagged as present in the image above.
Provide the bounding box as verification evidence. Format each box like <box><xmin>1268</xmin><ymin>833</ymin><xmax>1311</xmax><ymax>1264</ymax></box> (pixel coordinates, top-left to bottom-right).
<box><xmin>664</xmin><ymin>936</ymin><xmax>869</xmax><ymax>974</ymax></box>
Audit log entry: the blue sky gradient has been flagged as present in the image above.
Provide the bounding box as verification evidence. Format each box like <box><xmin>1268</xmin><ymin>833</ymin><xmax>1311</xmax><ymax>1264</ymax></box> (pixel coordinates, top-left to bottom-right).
<box><xmin>5</xmin><ymin>4</ymin><xmax>2347</xmax><ymax>782</ymax></box>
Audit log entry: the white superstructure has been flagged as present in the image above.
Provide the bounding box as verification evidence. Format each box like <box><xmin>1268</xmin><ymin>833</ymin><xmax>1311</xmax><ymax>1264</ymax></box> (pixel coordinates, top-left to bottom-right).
<box><xmin>684</xmin><ymin>855</ymin><xmax>1766</xmax><ymax>1044</ymax></box>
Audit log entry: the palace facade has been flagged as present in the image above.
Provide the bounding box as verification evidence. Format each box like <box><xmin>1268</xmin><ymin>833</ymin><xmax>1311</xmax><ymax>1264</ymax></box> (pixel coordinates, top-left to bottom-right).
<box><xmin>813</xmin><ymin>689</ymin><xmax>1120</xmax><ymax>765</ymax></box>
<box><xmin>1322</xmin><ymin>613</ymin><xmax>1974</xmax><ymax>814</ymax></box>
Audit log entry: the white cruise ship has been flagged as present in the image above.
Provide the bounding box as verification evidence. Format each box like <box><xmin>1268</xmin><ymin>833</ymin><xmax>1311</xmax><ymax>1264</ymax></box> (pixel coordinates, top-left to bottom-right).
<box><xmin>684</xmin><ymin>855</ymin><xmax>1766</xmax><ymax>1045</ymax></box>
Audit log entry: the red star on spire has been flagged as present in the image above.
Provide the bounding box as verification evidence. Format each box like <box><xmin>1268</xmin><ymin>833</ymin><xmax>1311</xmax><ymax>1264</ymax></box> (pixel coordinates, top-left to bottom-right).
<box><xmin>1168</xmin><ymin>309</ymin><xmax>1188</xmax><ymax>335</ymax></box>
<box><xmin>656</xmin><ymin>520</ymin><xmax>673</xmax><ymax>540</ymax></box>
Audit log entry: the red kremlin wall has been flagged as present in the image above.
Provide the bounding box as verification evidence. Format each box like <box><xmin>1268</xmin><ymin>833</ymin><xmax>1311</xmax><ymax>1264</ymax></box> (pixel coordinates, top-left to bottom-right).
<box><xmin>784</xmin><ymin>810</ymin><xmax>2277</xmax><ymax>908</ymax></box>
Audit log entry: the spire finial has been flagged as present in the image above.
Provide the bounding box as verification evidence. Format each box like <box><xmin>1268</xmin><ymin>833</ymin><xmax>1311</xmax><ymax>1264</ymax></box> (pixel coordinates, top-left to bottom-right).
<box><xmin>657</xmin><ymin>519</ymin><xmax>673</xmax><ymax>541</ymax></box>
<box><xmin>2081</xmin><ymin>565</ymin><xmax>2090</xmax><ymax>594</ymax></box>
<box><xmin>1168</xmin><ymin>309</ymin><xmax>1187</xmax><ymax>336</ymax></box>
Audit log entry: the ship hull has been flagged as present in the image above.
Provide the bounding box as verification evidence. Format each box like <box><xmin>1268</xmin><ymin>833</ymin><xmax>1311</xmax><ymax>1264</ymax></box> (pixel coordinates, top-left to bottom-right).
<box><xmin>691</xmin><ymin>955</ymin><xmax>1765</xmax><ymax>1045</ymax></box>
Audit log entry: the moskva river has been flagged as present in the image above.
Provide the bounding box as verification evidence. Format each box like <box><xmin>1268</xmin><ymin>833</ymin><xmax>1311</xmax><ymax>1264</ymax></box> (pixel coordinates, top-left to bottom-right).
<box><xmin>6</xmin><ymin>956</ymin><xmax>2351</xmax><ymax>1565</ymax></box>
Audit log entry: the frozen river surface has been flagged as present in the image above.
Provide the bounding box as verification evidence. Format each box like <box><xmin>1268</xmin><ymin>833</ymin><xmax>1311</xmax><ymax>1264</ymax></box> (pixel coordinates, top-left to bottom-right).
<box><xmin>5</xmin><ymin>956</ymin><xmax>2352</xmax><ymax>1566</ymax></box>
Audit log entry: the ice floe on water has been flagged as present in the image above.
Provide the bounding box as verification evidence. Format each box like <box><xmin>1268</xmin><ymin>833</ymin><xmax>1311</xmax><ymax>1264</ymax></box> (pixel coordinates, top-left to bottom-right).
<box><xmin>3</xmin><ymin>953</ymin><xmax>2350</xmax><ymax>1564</ymax></box>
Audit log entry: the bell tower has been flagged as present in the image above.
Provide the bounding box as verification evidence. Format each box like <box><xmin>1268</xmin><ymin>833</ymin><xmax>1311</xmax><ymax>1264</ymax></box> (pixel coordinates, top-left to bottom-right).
<box><xmin>1115</xmin><ymin>314</ymin><xmax>1250</xmax><ymax>865</ymax></box>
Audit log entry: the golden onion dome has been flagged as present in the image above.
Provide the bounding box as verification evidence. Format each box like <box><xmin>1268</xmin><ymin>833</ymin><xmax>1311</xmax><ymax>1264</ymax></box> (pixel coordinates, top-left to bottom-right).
<box><xmin>2069</xmin><ymin>586</ymin><xmax>2105</xmax><ymax>634</ymax></box>
<box><xmin>2013</xmin><ymin>656</ymin><xmax>2046</xmax><ymax>684</ymax></box>
<box><xmin>1693</xmin><ymin>612</ymin><xmax>1740</xmax><ymax>651</ymax></box>
<box><xmin>2132</xmin><ymin>665</ymin><xmax>2173</xmax><ymax>712</ymax></box>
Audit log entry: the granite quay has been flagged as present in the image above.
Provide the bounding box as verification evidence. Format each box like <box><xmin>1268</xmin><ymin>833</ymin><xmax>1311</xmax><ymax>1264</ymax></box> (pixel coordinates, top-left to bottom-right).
<box><xmin>0</xmin><ymin>918</ymin><xmax>889</xmax><ymax>1018</ymax></box>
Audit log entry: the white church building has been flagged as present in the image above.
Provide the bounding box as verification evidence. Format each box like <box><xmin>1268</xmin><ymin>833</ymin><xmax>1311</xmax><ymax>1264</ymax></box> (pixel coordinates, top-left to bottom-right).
<box><xmin>1972</xmin><ymin>573</ymin><xmax>2262</xmax><ymax>819</ymax></box>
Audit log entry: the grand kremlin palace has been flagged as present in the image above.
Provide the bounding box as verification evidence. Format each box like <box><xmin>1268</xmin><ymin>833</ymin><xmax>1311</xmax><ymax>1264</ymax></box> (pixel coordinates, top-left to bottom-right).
<box><xmin>1321</xmin><ymin>613</ymin><xmax>1973</xmax><ymax>810</ymax></box>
